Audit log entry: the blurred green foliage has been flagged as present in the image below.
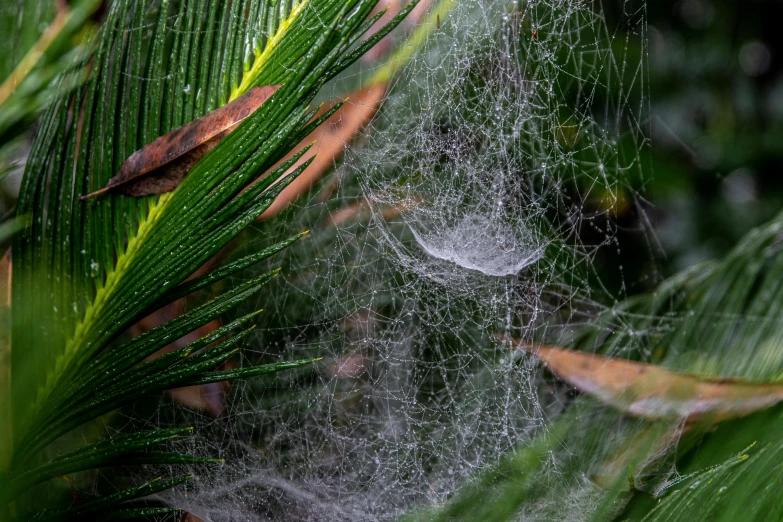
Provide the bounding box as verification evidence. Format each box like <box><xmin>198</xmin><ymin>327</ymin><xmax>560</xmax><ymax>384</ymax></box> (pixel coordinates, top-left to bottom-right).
<box><xmin>608</xmin><ymin>0</ymin><xmax>783</xmax><ymax>287</ymax></box>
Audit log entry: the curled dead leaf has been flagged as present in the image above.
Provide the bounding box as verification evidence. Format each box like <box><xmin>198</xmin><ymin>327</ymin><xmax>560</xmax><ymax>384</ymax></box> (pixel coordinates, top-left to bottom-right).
<box><xmin>259</xmin><ymin>83</ymin><xmax>387</xmax><ymax>219</ymax></box>
<box><xmin>501</xmin><ymin>336</ymin><xmax>783</xmax><ymax>425</ymax></box>
<box><xmin>80</xmin><ymin>85</ymin><xmax>280</xmax><ymax>199</ymax></box>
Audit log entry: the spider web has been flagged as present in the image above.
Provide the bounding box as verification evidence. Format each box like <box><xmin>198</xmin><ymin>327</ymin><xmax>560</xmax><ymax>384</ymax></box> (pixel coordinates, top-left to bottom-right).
<box><xmin>140</xmin><ymin>0</ymin><xmax>651</xmax><ymax>519</ymax></box>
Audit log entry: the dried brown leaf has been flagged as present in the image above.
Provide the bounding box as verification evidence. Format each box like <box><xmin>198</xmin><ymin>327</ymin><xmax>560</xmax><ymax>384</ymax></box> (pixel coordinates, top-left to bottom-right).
<box><xmin>359</xmin><ymin>0</ymin><xmax>433</xmax><ymax>63</ymax></box>
<box><xmin>259</xmin><ymin>83</ymin><xmax>387</xmax><ymax>219</ymax></box>
<box><xmin>360</xmin><ymin>2</ymin><xmax>400</xmax><ymax>63</ymax></box>
<box><xmin>502</xmin><ymin>337</ymin><xmax>783</xmax><ymax>424</ymax></box>
<box><xmin>80</xmin><ymin>84</ymin><xmax>280</xmax><ymax>199</ymax></box>
<box><xmin>134</xmin><ymin>287</ymin><xmax>231</xmax><ymax>417</ymax></box>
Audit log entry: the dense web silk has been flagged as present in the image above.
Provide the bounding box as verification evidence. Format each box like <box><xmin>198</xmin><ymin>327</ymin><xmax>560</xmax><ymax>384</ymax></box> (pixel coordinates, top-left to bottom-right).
<box><xmin>146</xmin><ymin>0</ymin><xmax>650</xmax><ymax>519</ymax></box>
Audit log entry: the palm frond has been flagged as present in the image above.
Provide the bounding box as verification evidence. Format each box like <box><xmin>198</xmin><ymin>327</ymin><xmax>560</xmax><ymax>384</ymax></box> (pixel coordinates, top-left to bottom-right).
<box><xmin>3</xmin><ymin>0</ymin><xmax>418</xmax><ymax>517</ymax></box>
<box><xmin>31</xmin><ymin>476</ymin><xmax>191</xmax><ymax>521</ymax></box>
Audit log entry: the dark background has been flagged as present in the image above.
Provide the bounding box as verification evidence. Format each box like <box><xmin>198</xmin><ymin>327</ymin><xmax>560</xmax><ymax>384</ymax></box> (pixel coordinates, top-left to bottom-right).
<box><xmin>599</xmin><ymin>0</ymin><xmax>783</xmax><ymax>296</ymax></box>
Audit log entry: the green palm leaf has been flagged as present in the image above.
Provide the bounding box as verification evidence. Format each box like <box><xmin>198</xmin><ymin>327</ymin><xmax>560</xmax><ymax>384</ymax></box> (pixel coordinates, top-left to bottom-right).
<box><xmin>2</xmin><ymin>0</ymin><xmax>417</xmax><ymax>518</ymax></box>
